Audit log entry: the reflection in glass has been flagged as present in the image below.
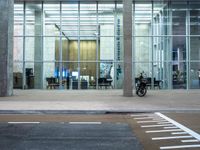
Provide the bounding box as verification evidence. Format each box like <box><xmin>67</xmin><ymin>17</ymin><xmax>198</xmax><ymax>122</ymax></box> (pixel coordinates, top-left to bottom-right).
<box><xmin>172</xmin><ymin>62</ymin><xmax>186</xmax><ymax>89</ymax></box>
<box><xmin>190</xmin><ymin>63</ymin><xmax>200</xmax><ymax>89</ymax></box>
<box><xmin>190</xmin><ymin>2</ymin><xmax>200</xmax><ymax>35</ymax></box>
<box><xmin>172</xmin><ymin>2</ymin><xmax>187</xmax><ymax>35</ymax></box>
<box><xmin>190</xmin><ymin>37</ymin><xmax>200</xmax><ymax>61</ymax></box>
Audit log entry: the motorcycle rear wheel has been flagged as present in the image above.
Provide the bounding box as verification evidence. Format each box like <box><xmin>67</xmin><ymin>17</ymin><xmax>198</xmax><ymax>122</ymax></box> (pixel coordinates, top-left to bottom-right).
<box><xmin>136</xmin><ymin>87</ymin><xmax>147</xmax><ymax>97</ymax></box>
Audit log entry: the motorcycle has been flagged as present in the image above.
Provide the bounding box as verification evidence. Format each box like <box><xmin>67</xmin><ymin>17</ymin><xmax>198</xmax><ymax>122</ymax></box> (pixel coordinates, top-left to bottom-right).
<box><xmin>136</xmin><ymin>73</ymin><xmax>147</xmax><ymax>97</ymax></box>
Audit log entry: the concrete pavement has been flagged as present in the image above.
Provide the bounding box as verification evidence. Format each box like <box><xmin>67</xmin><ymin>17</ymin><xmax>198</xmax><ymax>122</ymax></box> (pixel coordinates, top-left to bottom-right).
<box><xmin>0</xmin><ymin>89</ymin><xmax>199</xmax><ymax>113</ymax></box>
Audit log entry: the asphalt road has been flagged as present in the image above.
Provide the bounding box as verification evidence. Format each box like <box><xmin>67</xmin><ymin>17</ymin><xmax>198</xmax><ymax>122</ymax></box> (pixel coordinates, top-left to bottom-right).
<box><xmin>0</xmin><ymin>114</ymin><xmax>142</xmax><ymax>150</ymax></box>
<box><xmin>0</xmin><ymin>113</ymin><xmax>200</xmax><ymax>150</ymax></box>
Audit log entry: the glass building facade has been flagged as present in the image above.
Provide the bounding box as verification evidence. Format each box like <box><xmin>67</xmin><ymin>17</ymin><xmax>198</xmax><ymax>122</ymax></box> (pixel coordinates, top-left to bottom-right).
<box><xmin>13</xmin><ymin>1</ymin><xmax>200</xmax><ymax>90</ymax></box>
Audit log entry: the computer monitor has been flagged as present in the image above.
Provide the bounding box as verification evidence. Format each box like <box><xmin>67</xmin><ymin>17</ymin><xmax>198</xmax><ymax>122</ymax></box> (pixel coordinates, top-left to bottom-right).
<box><xmin>72</xmin><ymin>71</ymin><xmax>78</xmax><ymax>80</ymax></box>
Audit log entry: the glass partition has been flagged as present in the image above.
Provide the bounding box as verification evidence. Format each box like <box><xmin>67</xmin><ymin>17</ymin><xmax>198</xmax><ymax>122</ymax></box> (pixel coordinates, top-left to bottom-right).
<box><xmin>13</xmin><ymin>1</ymin><xmax>200</xmax><ymax>90</ymax></box>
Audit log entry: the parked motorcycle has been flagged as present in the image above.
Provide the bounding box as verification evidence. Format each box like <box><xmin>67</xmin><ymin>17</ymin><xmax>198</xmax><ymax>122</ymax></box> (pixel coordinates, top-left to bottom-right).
<box><xmin>136</xmin><ymin>73</ymin><xmax>147</xmax><ymax>97</ymax></box>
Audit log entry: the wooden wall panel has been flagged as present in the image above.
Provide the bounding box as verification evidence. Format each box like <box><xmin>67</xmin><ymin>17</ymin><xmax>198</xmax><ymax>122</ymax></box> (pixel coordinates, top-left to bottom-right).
<box><xmin>69</xmin><ymin>40</ymin><xmax>97</xmax><ymax>78</ymax></box>
<box><xmin>55</xmin><ymin>39</ymin><xmax>69</xmax><ymax>61</ymax></box>
<box><xmin>55</xmin><ymin>40</ymin><xmax>99</xmax><ymax>79</ymax></box>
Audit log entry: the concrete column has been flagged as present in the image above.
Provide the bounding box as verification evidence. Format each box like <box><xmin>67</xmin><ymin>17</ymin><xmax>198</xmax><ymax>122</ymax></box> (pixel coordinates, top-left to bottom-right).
<box><xmin>34</xmin><ymin>10</ymin><xmax>43</xmax><ymax>89</ymax></box>
<box><xmin>0</xmin><ymin>0</ymin><xmax>14</xmax><ymax>96</ymax></box>
<box><xmin>123</xmin><ymin>0</ymin><xmax>133</xmax><ymax>96</ymax></box>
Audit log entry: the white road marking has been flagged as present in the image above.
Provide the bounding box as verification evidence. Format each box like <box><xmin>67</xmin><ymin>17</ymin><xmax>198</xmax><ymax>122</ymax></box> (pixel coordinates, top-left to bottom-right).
<box><xmin>134</xmin><ymin>117</ymin><xmax>154</xmax><ymax>120</ymax></box>
<box><xmin>137</xmin><ymin>120</ymin><xmax>169</xmax><ymax>123</ymax></box>
<box><xmin>141</xmin><ymin>124</ymin><xmax>173</xmax><ymax>128</ymax></box>
<box><xmin>8</xmin><ymin>122</ymin><xmax>40</xmax><ymax>124</ymax></box>
<box><xmin>131</xmin><ymin>114</ymin><xmax>151</xmax><ymax>117</ymax></box>
<box><xmin>146</xmin><ymin>129</ymin><xmax>182</xmax><ymax>133</ymax></box>
<box><xmin>156</xmin><ymin>112</ymin><xmax>200</xmax><ymax>141</ymax></box>
<box><xmin>152</xmin><ymin>135</ymin><xmax>193</xmax><ymax>140</ymax></box>
<box><xmin>164</xmin><ymin>126</ymin><xmax>178</xmax><ymax>129</ymax></box>
<box><xmin>181</xmin><ymin>139</ymin><xmax>199</xmax><ymax>143</ymax></box>
<box><xmin>153</xmin><ymin>119</ymin><xmax>167</xmax><ymax>122</ymax></box>
<box><xmin>160</xmin><ymin>144</ymin><xmax>200</xmax><ymax>149</ymax></box>
<box><xmin>157</xmin><ymin>122</ymin><xmax>170</xmax><ymax>124</ymax></box>
<box><xmin>133</xmin><ymin>113</ymin><xmax>200</xmax><ymax>149</ymax></box>
<box><xmin>171</xmin><ymin>132</ymin><xmax>188</xmax><ymax>135</ymax></box>
<box><xmin>69</xmin><ymin>122</ymin><xmax>102</xmax><ymax>125</ymax></box>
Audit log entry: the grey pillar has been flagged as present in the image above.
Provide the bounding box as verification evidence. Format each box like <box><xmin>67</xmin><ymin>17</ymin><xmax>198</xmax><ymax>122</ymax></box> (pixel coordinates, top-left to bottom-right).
<box><xmin>34</xmin><ymin>10</ymin><xmax>43</xmax><ymax>89</ymax></box>
<box><xmin>123</xmin><ymin>0</ymin><xmax>133</xmax><ymax>96</ymax></box>
<box><xmin>0</xmin><ymin>0</ymin><xmax>14</xmax><ymax>96</ymax></box>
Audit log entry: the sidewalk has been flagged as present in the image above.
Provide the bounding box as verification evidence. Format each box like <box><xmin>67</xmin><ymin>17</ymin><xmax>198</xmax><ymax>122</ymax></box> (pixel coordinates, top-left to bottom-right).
<box><xmin>0</xmin><ymin>89</ymin><xmax>200</xmax><ymax>113</ymax></box>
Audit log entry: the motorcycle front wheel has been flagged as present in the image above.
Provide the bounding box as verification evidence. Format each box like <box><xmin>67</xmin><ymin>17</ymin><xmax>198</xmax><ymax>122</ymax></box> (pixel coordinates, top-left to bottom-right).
<box><xmin>136</xmin><ymin>87</ymin><xmax>147</xmax><ymax>97</ymax></box>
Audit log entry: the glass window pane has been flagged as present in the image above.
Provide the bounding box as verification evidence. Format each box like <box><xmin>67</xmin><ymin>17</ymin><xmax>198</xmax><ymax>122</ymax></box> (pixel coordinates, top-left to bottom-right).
<box><xmin>61</xmin><ymin>37</ymin><xmax>70</xmax><ymax>62</ymax></box>
<box><xmin>190</xmin><ymin>62</ymin><xmax>200</xmax><ymax>89</ymax></box>
<box><xmin>153</xmin><ymin>2</ymin><xmax>165</xmax><ymax>36</ymax></box>
<box><xmin>100</xmin><ymin>37</ymin><xmax>114</xmax><ymax>60</ymax></box>
<box><xmin>25</xmin><ymin>37</ymin><xmax>42</xmax><ymax>61</ymax></box>
<box><xmin>172</xmin><ymin>62</ymin><xmax>187</xmax><ymax>89</ymax></box>
<box><xmin>14</xmin><ymin>37</ymin><xmax>23</xmax><ymax>61</ymax></box>
<box><xmin>172</xmin><ymin>2</ymin><xmax>187</xmax><ymax>35</ymax></box>
<box><xmin>153</xmin><ymin>62</ymin><xmax>164</xmax><ymax>89</ymax></box>
<box><xmin>25</xmin><ymin>63</ymin><xmax>39</xmax><ymax>89</ymax></box>
<box><xmin>80</xmin><ymin>62</ymin><xmax>97</xmax><ymax>89</ymax></box>
<box><xmin>135</xmin><ymin>2</ymin><xmax>152</xmax><ymax>36</ymax></box>
<box><xmin>173</xmin><ymin>36</ymin><xmax>186</xmax><ymax>61</ymax></box>
<box><xmin>190</xmin><ymin>37</ymin><xmax>200</xmax><ymax>61</ymax></box>
<box><xmin>43</xmin><ymin>37</ymin><xmax>58</xmax><ymax>61</ymax></box>
<box><xmin>113</xmin><ymin>62</ymin><xmax>123</xmax><ymax>89</ymax></box>
<box><xmin>98</xmin><ymin>3</ymin><xmax>115</xmax><ymax>36</ymax></box>
<box><xmin>60</xmin><ymin>62</ymin><xmax>72</xmax><ymax>89</ymax></box>
<box><xmin>14</xmin><ymin>3</ymin><xmax>24</xmax><ymax>36</ymax></box>
<box><xmin>68</xmin><ymin>39</ymin><xmax>78</xmax><ymax>62</ymax></box>
<box><xmin>135</xmin><ymin>37</ymin><xmax>152</xmax><ymax>62</ymax></box>
<box><xmin>44</xmin><ymin>3</ymin><xmax>60</xmax><ymax>36</ymax></box>
<box><xmin>13</xmin><ymin>63</ymin><xmax>23</xmax><ymax>89</ymax></box>
<box><xmin>190</xmin><ymin>2</ymin><xmax>200</xmax><ymax>35</ymax></box>
<box><xmin>25</xmin><ymin>3</ymin><xmax>42</xmax><ymax>36</ymax></box>
<box><xmin>80</xmin><ymin>40</ymin><xmax>97</xmax><ymax>61</ymax></box>
<box><xmin>25</xmin><ymin>37</ymin><xmax>34</xmax><ymax>61</ymax></box>
<box><xmin>80</xmin><ymin>3</ymin><xmax>97</xmax><ymax>36</ymax></box>
<box><xmin>44</xmin><ymin>62</ymin><xmax>58</xmax><ymax>89</ymax></box>
<box><xmin>62</xmin><ymin>3</ymin><xmax>78</xmax><ymax>37</ymax></box>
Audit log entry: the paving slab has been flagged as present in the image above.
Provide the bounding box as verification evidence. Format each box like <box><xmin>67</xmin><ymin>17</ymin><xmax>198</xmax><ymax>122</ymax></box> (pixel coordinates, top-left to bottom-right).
<box><xmin>0</xmin><ymin>89</ymin><xmax>199</xmax><ymax>113</ymax></box>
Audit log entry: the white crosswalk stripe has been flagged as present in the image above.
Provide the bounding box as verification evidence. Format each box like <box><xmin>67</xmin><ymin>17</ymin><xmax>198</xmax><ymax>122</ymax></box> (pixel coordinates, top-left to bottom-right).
<box><xmin>171</xmin><ymin>132</ymin><xmax>188</xmax><ymax>135</ymax></box>
<box><xmin>131</xmin><ymin>112</ymin><xmax>200</xmax><ymax>150</ymax></box>
<box><xmin>181</xmin><ymin>139</ymin><xmax>199</xmax><ymax>143</ymax></box>
<box><xmin>146</xmin><ymin>129</ymin><xmax>182</xmax><ymax>133</ymax></box>
<box><xmin>160</xmin><ymin>144</ymin><xmax>200</xmax><ymax>149</ymax></box>
<box><xmin>141</xmin><ymin>124</ymin><xmax>173</xmax><ymax>128</ymax></box>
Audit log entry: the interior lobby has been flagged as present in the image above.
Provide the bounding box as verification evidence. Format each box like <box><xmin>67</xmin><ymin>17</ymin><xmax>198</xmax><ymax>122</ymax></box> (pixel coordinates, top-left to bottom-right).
<box><xmin>2</xmin><ymin>0</ymin><xmax>200</xmax><ymax>94</ymax></box>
